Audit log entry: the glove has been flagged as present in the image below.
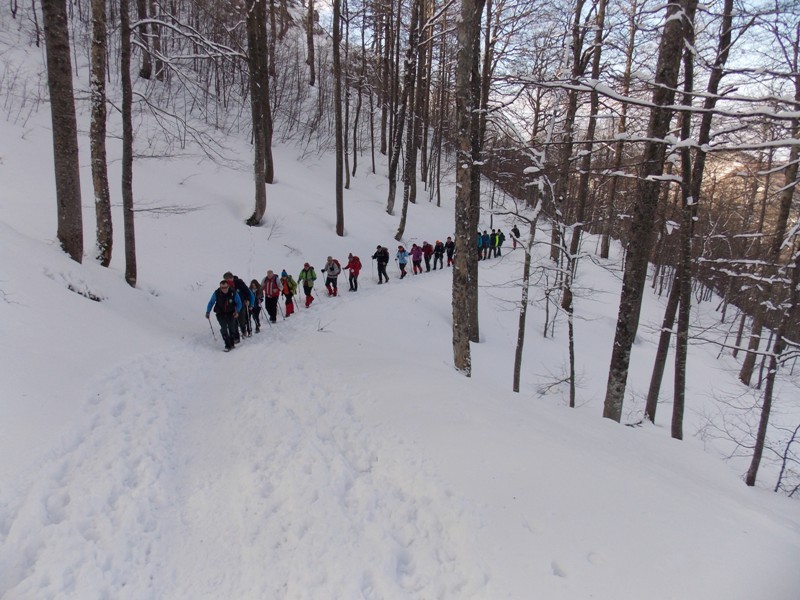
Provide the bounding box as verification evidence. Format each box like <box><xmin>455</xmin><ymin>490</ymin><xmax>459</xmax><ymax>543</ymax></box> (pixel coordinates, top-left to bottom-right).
<box><xmin>205</xmin><ymin>312</ymin><xmax>210</xmax><ymax>319</ymax></box>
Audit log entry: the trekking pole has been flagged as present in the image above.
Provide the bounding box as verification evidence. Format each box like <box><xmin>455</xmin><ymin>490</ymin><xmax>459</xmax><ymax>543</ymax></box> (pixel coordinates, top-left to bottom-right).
<box><xmin>207</xmin><ymin>317</ymin><xmax>217</xmax><ymax>340</ymax></box>
<box><xmin>371</xmin><ymin>258</ymin><xmax>375</xmax><ymax>283</ymax></box>
<box><xmin>262</xmin><ymin>306</ymin><xmax>273</xmax><ymax>329</ymax></box>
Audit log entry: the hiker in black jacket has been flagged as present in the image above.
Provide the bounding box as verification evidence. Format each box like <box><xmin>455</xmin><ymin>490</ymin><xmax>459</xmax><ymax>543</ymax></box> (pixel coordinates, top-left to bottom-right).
<box><xmin>372</xmin><ymin>245</ymin><xmax>390</xmax><ymax>284</ymax></box>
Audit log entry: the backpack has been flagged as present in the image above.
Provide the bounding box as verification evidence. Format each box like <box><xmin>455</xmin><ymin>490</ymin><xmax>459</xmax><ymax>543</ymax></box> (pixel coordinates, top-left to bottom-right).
<box><xmin>353</xmin><ymin>256</ymin><xmax>362</xmax><ymax>270</ymax></box>
<box><xmin>285</xmin><ymin>275</ymin><xmax>297</xmax><ymax>294</ymax></box>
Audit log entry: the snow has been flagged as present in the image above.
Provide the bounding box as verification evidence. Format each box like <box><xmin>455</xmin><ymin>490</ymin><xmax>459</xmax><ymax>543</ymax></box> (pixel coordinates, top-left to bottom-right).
<box><xmin>1</xmin><ymin>37</ymin><xmax>800</xmax><ymax>600</ymax></box>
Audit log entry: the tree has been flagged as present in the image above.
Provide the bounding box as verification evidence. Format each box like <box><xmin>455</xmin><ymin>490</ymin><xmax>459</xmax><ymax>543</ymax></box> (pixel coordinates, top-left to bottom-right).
<box><xmin>41</xmin><ymin>0</ymin><xmax>83</xmax><ymax>263</ymax></box>
<box><xmin>120</xmin><ymin>0</ymin><xmax>137</xmax><ymax>286</ymax></box>
<box><xmin>746</xmin><ymin>245</ymin><xmax>800</xmax><ymax>486</ymax></box>
<box><xmin>90</xmin><ymin>0</ymin><xmax>113</xmax><ymax>266</ymax></box>
<box><xmin>306</xmin><ymin>0</ymin><xmax>316</xmax><ymax>86</ymax></box>
<box><xmin>333</xmin><ymin>0</ymin><xmax>345</xmax><ymax>235</ymax></box>
<box><xmin>603</xmin><ymin>0</ymin><xmax>694</xmax><ymax>422</ymax></box>
<box><xmin>245</xmin><ymin>0</ymin><xmax>269</xmax><ymax>226</ymax></box>
<box><xmin>453</xmin><ymin>0</ymin><xmax>485</xmax><ymax>374</ymax></box>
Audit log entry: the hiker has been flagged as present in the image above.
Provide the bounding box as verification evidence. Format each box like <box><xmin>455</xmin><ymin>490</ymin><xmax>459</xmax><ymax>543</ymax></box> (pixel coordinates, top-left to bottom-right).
<box><xmin>511</xmin><ymin>224</ymin><xmax>521</xmax><ymax>249</ymax></box>
<box><xmin>495</xmin><ymin>229</ymin><xmax>505</xmax><ymax>257</ymax></box>
<box><xmin>372</xmin><ymin>245</ymin><xmax>390</xmax><ymax>284</ymax></box>
<box><xmin>298</xmin><ymin>262</ymin><xmax>317</xmax><ymax>307</ymax></box>
<box><xmin>422</xmin><ymin>241</ymin><xmax>434</xmax><ymax>272</ymax></box>
<box><xmin>225</xmin><ymin>272</ymin><xmax>254</xmax><ymax>341</ymax></box>
<box><xmin>445</xmin><ymin>237</ymin><xmax>455</xmax><ymax>266</ymax></box>
<box><xmin>321</xmin><ymin>256</ymin><xmax>342</xmax><ymax>296</ymax></box>
<box><xmin>481</xmin><ymin>231</ymin><xmax>491</xmax><ymax>259</ymax></box>
<box><xmin>262</xmin><ymin>269</ymin><xmax>281</xmax><ymax>323</ymax></box>
<box><xmin>396</xmin><ymin>245</ymin><xmax>409</xmax><ymax>279</ymax></box>
<box><xmin>249</xmin><ymin>279</ymin><xmax>263</xmax><ymax>333</ymax></box>
<box><xmin>410</xmin><ymin>243</ymin><xmax>424</xmax><ymax>274</ymax></box>
<box><xmin>280</xmin><ymin>270</ymin><xmax>297</xmax><ymax>316</ymax></box>
<box><xmin>433</xmin><ymin>240</ymin><xmax>445</xmax><ymax>270</ymax></box>
<box><xmin>206</xmin><ymin>279</ymin><xmax>242</xmax><ymax>352</ymax></box>
<box><xmin>476</xmin><ymin>231</ymin><xmax>483</xmax><ymax>259</ymax></box>
<box><xmin>344</xmin><ymin>253</ymin><xmax>362</xmax><ymax>291</ymax></box>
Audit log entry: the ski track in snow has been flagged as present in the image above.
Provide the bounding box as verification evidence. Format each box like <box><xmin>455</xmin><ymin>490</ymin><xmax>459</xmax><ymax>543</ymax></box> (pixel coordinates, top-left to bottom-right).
<box><xmin>0</xmin><ymin>291</ymin><xmax>492</xmax><ymax>599</ymax></box>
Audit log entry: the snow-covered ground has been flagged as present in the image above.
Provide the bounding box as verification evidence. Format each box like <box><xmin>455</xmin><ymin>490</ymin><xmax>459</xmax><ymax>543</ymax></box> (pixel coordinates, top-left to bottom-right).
<box><xmin>1</xmin><ymin>21</ymin><xmax>799</xmax><ymax>600</ymax></box>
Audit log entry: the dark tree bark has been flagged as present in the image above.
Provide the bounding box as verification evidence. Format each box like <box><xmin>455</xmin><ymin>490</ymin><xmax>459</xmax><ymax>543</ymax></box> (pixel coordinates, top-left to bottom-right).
<box><xmin>120</xmin><ymin>0</ymin><xmax>137</xmax><ymax>286</ymax></box>
<box><xmin>90</xmin><ymin>0</ymin><xmax>112</xmax><ymax>266</ymax></box>
<box><xmin>135</xmin><ymin>0</ymin><xmax>152</xmax><ymax>79</ymax></box>
<box><xmin>245</xmin><ymin>0</ymin><xmax>268</xmax><ymax>226</ymax></box>
<box><xmin>453</xmin><ymin>0</ymin><xmax>484</xmax><ymax>374</ymax></box>
<box><xmin>672</xmin><ymin>0</ymin><xmax>699</xmax><ymax>440</ymax></box>
<box><xmin>333</xmin><ymin>0</ymin><xmax>345</xmax><ymax>235</ymax></box>
<box><xmin>747</xmin><ymin>247</ymin><xmax>800</xmax><ymax>486</ymax></box>
<box><xmin>601</xmin><ymin>0</ymin><xmax>639</xmax><ymax>259</ymax></box>
<box><xmin>603</xmin><ymin>0</ymin><xmax>691</xmax><ymax>422</ymax></box>
<box><xmin>41</xmin><ymin>0</ymin><xmax>83</xmax><ymax>263</ymax></box>
<box><xmin>395</xmin><ymin>0</ymin><xmax>423</xmax><ymax>240</ymax></box>
<box><xmin>562</xmin><ymin>0</ymin><xmax>607</xmax><ymax>313</ymax></box>
<box><xmin>306</xmin><ymin>0</ymin><xmax>316</xmax><ymax>86</ymax></box>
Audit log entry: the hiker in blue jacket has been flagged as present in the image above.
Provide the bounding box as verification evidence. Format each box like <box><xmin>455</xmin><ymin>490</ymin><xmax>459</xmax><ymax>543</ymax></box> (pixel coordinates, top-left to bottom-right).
<box><xmin>396</xmin><ymin>246</ymin><xmax>409</xmax><ymax>279</ymax></box>
<box><xmin>206</xmin><ymin>280</ymin><xmax>242</xmax><ymax>352</ymax></box>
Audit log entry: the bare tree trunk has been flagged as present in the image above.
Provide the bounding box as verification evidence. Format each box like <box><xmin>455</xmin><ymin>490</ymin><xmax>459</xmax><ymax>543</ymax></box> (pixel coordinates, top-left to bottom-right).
<box><xmin>306</xmin><ymin>0</ymin><xmax>316</xmax><ymax>86</ymax></box>
<box><xmin>396</xmin><ymin>0</ymin><xmax>423</xmax><ymax>240</ymax></box>
<box><xmin>148</xmin><ymin>0</ymin><xmax>163</xmax><ymax>80</ymax></box>
<box><xmin>673</xmin><ymin>0</ymin><xmax>732</xmax><ymax>439</ymax></box>
<box><xmin>333</xmin><ymin>0</ymin><xmax>345</xmax><ymax>235</ymax></box>
<box><xmin>343</xmin><ymin>0</ymin><xmax>351</xmax><ymax>190</ymax></box>
<box><xmin>747</xmin><ymin>248</ymin><xmax>800</xmax><ymax>486</ymax></box>
<box><xmin>601</xmin><ymin>0</ymin><xmax>638</xmax><ymax>259</ymax></box>
<box><xmin>90</xmin><ymin>0</ymin><xmax>112</xmax><ymax>266</ymax></box>
<box><xmin>120</xmin><ymin>0</ymin><xmax>137</xmax><ymax>286</ymax></box>
<box><xmin>645</xmin><ymin>274</ymin><xmax>680</xmax><ymax>422</ymax></box>
<box><xmin>135</xmin><ymin>0</ymin><xmax>152</xmax><ymax>79</ymax></box>
<box><xmin>42</xmin><ymin>0</ymin><xmax>83</xmax><ymax>263</ymax></box>
<box><xmin>245</xmin><ymin>0</ymin><xmax>268</xmax><ymax>226</ymax></box>
<box><xmin>563</xmin><ymin>0</ymin><xmax>607</xmax><ymax>312</ymax></box>
<box><xmin>453</xmin><ymin>0</ymin><xmax>483</xmax><ymax>375</ymax></box>
<box><xmin>268</xmin><ymin>0</ymin><xmax>278</xmax><ymax>77</ymax></box>
<box><xmin>513</xmin><ymin>219</ymin><xmax>536</xmax><ymax>392</ymax></box>
<box><xmin>603</xmin><ymin>0</ymin><xmax>691</xmax><ymax>422</ymax></box>
<box><xmin>550</xmin><ymin>0</ymin><xmax>588</xmax><ymax>264</ymax></box>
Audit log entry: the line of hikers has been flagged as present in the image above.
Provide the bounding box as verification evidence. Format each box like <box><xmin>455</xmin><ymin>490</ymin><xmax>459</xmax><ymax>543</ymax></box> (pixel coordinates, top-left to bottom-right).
<box><xmin>206</xmin><ymin>226</ymin><xmax>523</xmax><ymax>351</ymax></box>
<box><xmin>204</xmin><ymin>257</ymin><xmax>359</xmax><ymax>351</ymax></box>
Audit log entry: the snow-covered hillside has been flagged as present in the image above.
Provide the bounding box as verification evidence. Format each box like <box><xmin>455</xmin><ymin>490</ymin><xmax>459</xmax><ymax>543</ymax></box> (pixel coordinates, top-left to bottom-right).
<box><xmin>1</xmin><ymin>13</ymin><xmax>799</xmax><ymax>599</ymax></box>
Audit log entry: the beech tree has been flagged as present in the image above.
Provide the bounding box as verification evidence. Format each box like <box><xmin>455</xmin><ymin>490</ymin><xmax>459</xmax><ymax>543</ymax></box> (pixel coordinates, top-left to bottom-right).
<box><xmin>120</xmin><ymin>0</ymin><xmax>137</xmax><ymax>286</ymax></box>
<box><xmin>90</xmin><ymin>0</ymin><xmax>112</xmax><ymax>266</ymax></box>
<box><xmin>452</xmin><ymin>0</ymin><xmax>485</xmax><ymax>374</ymax></box>
<box><xmin>603</xmin><ymin>0</ymin><xmax>694</xmax><ymax>422</ymax></box>
<box><xmin>333</xmin><ymin>0</ymin><xmax>345</xmax><ymax>235</ymax></box>
<box><xmin>41</xmin><ymin>0</ymin><xmax>83</xmax><ymax>263</ymax></box>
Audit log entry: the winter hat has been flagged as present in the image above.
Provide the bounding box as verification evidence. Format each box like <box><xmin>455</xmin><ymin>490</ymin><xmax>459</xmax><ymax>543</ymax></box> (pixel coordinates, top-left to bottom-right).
<box><xmin>281</xmin><ymin>270</ymin><xmax>288</xmax><ymax>277</ymax></box>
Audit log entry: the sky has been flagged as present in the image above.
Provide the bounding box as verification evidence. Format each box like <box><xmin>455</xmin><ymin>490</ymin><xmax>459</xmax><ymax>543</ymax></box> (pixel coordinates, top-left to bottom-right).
<box><xmin>1</xmin><ymin>10</ymin><xmax>800</xmax><ymax>600</ymax></box>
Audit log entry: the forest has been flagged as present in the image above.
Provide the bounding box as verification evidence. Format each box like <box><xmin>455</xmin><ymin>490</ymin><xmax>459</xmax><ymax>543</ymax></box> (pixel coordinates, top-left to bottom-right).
<box><xmin>9</xmin><ymin>0</ymin><xmax>800</xmax><ymax>496</ymax></box>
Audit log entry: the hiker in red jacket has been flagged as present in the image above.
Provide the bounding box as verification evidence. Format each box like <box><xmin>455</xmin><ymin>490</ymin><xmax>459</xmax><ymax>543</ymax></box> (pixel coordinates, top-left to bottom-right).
<box><xmin>261</xmin><ymin>270</ymin><xmax>281</xmax><ymax>323</ymax></box>
<box><xmin>344</xmin><ymin>253</ymin><xmax>362</xmax><ymax>292</ymax></box>
<box><xmin>422</xmin><ymin>241</ymin><xmax>434</xmax><ymax>272</ymax></box>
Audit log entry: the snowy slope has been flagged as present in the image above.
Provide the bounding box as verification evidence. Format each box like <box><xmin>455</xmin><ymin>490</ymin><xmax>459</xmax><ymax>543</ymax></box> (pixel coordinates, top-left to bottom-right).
<box><xmin>1</xmin><ymin>26</ymin><xmax>799</xmax><ymax>600</ymax></box>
